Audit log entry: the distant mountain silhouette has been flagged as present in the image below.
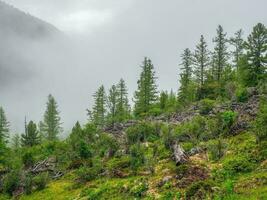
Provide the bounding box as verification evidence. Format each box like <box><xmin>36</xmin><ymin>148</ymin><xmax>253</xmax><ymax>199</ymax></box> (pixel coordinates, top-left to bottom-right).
<box><xmin>0</xmin><ymin>1</ymin><xmax>60</xmax><ymax>39</ymax></box>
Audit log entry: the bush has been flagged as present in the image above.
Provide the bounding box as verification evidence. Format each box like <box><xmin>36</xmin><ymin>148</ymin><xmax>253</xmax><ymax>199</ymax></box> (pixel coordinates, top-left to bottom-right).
<box><xmin>129</xmin><ymin>144</ymin><xmax>145</xmax><ymax>174</ymax></box>
<box><xmin>126</xmin><ymin>122</ymin><xmax>158</xmax><ymax>145</ymax></box>
<box><xmin>106</xmin><ymin>156</ymin><xmax>131</xmax><ymax>177</ymax></box>
<box><xmin>219</xmin><ymin>111</ymin><xmax>238</xmax><ymax>135</ymax></box>
<box><xmin>222</xmin><ymin>156</ymin><xmax>254</xmax><ymax>175</ymax></box>
<box><xmin>236</xmin><ymin>87</ymin><xmax>249</xmax><ymax>102</ymax></box>
<box><xmin>3</xmin><ymin>170</ymin><xmax>21</xmax><ymax>195</ymax></box>
<box><xmin>76</xmin><ymin>159</ymin><xmax>103</xmax><ymax>182</ymax></box>
<box><xmin>33</xmin><ymin>172</ymin><xmax>49</xmax><ymax>191</ymax></box>
<box><xmin>24</xmin><ymin>175</ymin><xmax>33</xmax><ymax>195</ymax></box>
<box><xmin>22</xmin><ymin>150</ymin><xmax>35</xmax><ymax>168</ymax></box>
<box><xmin>199</xmin><ymin>99</ymin><xmax>216</xmax><ymax>115</ymax></box>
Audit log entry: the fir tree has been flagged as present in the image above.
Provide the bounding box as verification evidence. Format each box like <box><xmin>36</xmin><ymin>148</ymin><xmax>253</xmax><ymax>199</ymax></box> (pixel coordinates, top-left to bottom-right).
<box><xmin>43</xmin><ymin>94</ymin><xmax>62</xmax><ymax>141</ymax></box>
<box><xmin>89</xmin><ymin>85</ymin><xmax>107</xmax><ymax>128</ymax></box>
<box><xmin>0</xmin><ymin>107</ymin><xmax>9</xmax><ymax>144</ymax></box>
<box><xmin>21</xmin><ymin>120</ymin><xmax>40</xmax><ymax>147</ymax></box>
<box><xmin>116</xmin><ymin>79</ymin><xmax>130</xmax><ymax>122</ymax></box>
<box><xmin>213</xmin><ymin>25</ymin><xmax>229</xmax><ymax>81</ymax></box>
<box><xmin>193</xmin><ymin>35</ymin><xmax>210</xmax><ymax>98</ymax></box>
<box><xmin>107</xmin><ymin>85</ymin><xmax>119</xmax><ymax>126</ymax></box>
<box><xmin>134</xmin><ymin>57</ymin><xmax>158</xmax><ymax>116</ymax></box>
<box><xmin>244</xmin><ymin>23</ymin><xmax>267</xmax><ymax>86</ymax></box>
<box><xmin>229</xmin><ymin>29</ymin><xmax>244</xmax><ymax>69</ymax></box>
<box><xmin>178</xmin><ymin>49</ymin><xmax>195</xmax><ymax>104</ymax></box>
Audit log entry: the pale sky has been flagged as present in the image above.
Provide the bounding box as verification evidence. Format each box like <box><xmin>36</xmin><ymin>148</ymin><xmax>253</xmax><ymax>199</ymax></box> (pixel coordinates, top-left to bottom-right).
<box><xmin>1</xmin><ymin>0</ymin><xmax>267</xmax><ymax>135</ymax></box>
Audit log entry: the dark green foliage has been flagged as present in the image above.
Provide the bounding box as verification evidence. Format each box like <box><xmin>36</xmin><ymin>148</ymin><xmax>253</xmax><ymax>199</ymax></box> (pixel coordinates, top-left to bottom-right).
<box><xmin>244</xmin><ymin>23</ymin><xmax>267</xmax><ymax>86</ymax></box>
<box><xmin>22</xmin><ymin>150</ymin><xmax>35</xmax><ymax>168</ymax></box>
<box><xmin>107</xmin><ymin>85</ymin><xmax>119</xmax><ymax>126</ymax></box>
<box><xmin>76</xmin><ymin>159</ymin><xmax>103</xmax><ymax>183</ymax></box>
<box><xmin>3</xmin><ymin>170</ymin><xmax>21</xmax><ymax>195</ymax></box>
<box><xmin>43</xmin><ymin>94</ymin><xmax>62</xmax><ymax>141</ymax></box>
<box><xmin>79</xmin><ymin>140</ymin><xmax>92</xmax><ymax>159</ymax></box>
<box><xmin>0</xmin><ymin>107</ymin><xmax>9</xmax><ymax>144</ymax></box>
<box><xmin>134</xmin><ymin>57</ymin><xmax>158</xmax><ymax>117</ymax></box>
<box><xmin>11</xmin><ymin>133</ymin><xmax>20</xmax><ymax>151</ymax></box>
<box><xmin>21</xmin><ymin>120</ymin><xmax>40</xmax><ymax>147</ymax></box>
<box><xmin>24</xmin><ymin>175</ymin><xmax>33</xmax><ymax>194</ymax></box>
<box><xmin>32</xmin><ymin>172</ymin><xmax>49</xmax><ymax>190</ymax></box>
<box><xmin>130</xmin><ymin>179</ymin><xmax>148</xmax><ymax>198</ymax></box>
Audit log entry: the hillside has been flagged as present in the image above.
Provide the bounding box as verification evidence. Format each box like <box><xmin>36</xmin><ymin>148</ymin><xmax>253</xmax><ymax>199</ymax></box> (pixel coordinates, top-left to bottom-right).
<box><xmin>0</xmin><ymin>1</ymin><xmax>59</xmax><ymax>39</ymax></box>
<box><xmin>0</xmin><ymin>17</ymin><xmax>266</xmax><ymax>200</ymax></box>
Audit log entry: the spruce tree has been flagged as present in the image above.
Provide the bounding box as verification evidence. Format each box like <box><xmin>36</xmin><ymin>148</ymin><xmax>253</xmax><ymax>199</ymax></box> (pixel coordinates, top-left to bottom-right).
<box><xmin>116</xmin><ymin>79</ymin><xmax>130</xmax><ymax>122</ymax></box>
<box><xmin>43</xmin><ymin>94</ymin><xmax>62</xmax><ymax>141</ymax></box>
<box><xmin>213</xmin><ymin>25</ymin><xmax>229</xmax><ymax>81</ymax></box>
<box><xmin>178</xmin><ymin>49</ymin><xmax>195</xmax><ymax>104</ymax></box>
<box><xmin>107</xmin><ymin>85</ymin><xmax>119</xmax><ymax>126</ymax></box>
<box><xmin>89</xmin><ymin>85</ymin><xmax>107</xmax><ymax>128</ymax></box>
<box><xmin>193</xmin><ymin>35</ymin><xmax>210</xmax><ymax>89</ymax></box>
<box><xmin>0</xmin><ymin>107</ymin><xmax>9</xmax><ymax>144</ymax></box>
<box><xmin>21</xmin><ymin>120</ymin><xmax>40</xmax><ymax>147</ymax></box>
<box><xmin>245</xmin><ymin>23</ymin><xmax>267</xmax><ymax>86</ymax></box>
<box><xmin>229</xmin><ymin>29</ymin><xmax>244</xmax><ymax>69</ymax></box>
<box><xmin>134</xmin><ymin>57</ymin><xmax>158</xmax><ymax>116</ymax></box>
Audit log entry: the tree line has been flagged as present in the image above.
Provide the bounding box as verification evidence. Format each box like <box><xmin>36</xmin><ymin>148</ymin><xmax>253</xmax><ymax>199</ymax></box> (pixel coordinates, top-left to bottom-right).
<box><xmin>0</xmin><ymin>22</ymin><xmax>266</xmax><ymax>148</ymax></box>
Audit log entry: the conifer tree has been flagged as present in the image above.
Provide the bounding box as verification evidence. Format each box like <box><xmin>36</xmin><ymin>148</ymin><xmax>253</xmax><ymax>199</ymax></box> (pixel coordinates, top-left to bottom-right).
<box><xmin>134</xmin><ymin>57</ymin><xmax>158</xmax><ymax>116</ymax></box>
<box><xmin>0</xmin><ymin>107</ymin><xmax>9</xmax><ymax>144</ymax></box>
<box><xmin>229</xmin><ymin>29</ymin><xmax>244</xmax><ymax>69</ymax></box>
<box><xmin>244</xmin><ymin>23</ymin><xmax>267</xmax><ymax>86</ymax></box>
<box><xmin>21</xmin><ymin>120</ymin><xmax>40</xmax><ymax>147</ymax></box>
<box><xmin>89</xmin><ymin>85</ymin><xmax>107</xmax><ymax>127</ymax></box>
<box><xmin>193</xmin><ymin>35</ymin><xmax>210</xmax><ymax>90</ymax></box>
<box><xmin>116</xmin><ymin>79</ymin><xmax>130</xmax><ymax>122</ymax></box>
<box><xmin>213</xmin><ymin>25</ymin><xmax>229</xmax><ymax>81</ymax></box>
<box><xmin>43</xmin><ymin>94</ymin><xmax>62</xmax><ymax>141</ymax></box>
<box><xmin>178</xmin><ymin>49</ymin><xmax>195</xmax><ymax>104</ymax></box>
<box><xmin>107</xmin><ymin>85</ymin><xmax>119</xmax><ymax>126</ymax></box>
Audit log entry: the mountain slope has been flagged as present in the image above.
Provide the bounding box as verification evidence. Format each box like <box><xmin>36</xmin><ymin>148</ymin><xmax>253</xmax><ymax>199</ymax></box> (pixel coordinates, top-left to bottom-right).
<box><xmin>0</xmin><ymin>1</ymin><xmax>59</xmax><ymax>39</ymax></box>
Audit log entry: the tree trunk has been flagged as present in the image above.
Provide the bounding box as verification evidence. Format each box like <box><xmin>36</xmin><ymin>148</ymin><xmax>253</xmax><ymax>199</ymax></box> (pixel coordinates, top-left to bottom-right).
<box><xmin>172</xmin><ymin>142</ymin><xmax>188</xmax><ymax>166</ymax></box>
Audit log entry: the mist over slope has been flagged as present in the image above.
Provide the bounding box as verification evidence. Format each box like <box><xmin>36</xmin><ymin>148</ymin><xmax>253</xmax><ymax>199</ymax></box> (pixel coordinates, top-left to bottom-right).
<box><xmin>0</xmin><ymin>1</ymin><xmax>59</xmax><ymax>38</ymax></box>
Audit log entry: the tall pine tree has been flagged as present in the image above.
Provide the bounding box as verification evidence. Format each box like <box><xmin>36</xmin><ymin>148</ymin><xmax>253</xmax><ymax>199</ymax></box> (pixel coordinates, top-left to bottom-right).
<box><xmin>0</xmin><ymin>107</ymin><xmax>9</xmax><ymax>144</ymax></box>
<box><xmin>134</xmin><ymin>57</ymin><xmax>158</xmax><ymax>117</ymax></box>
<box><xmin>178</xmin><ymin>49</ymin><xmax>195</xmax><ymax>104</ymax></box>
<box><xmin>43</xmin><ymin>94</ymin><xmax>62</xmax><ymax>141</ymax></box>
<box><xmin>107</xmin><ymin>85</ymin><xmax>119</xmax><ymax>126</ymax></box>
<box><xmin>213</xmin><ymin>25</ymin><xmax>229</xmax><ymax>81</ymax></box>
<box><xmin>244</xmin><ymin>23</ymin><xmax>267</xmax><ymax>86</ymax></box>
<box><xmin>193</xmin><ymin>35</ymin><xmax>210</xmax><ymax>97</ymax></box>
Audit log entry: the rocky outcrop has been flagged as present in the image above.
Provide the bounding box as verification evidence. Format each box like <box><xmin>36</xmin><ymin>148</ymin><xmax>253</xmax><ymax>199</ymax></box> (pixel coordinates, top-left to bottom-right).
<box><xmin>172</xmin><ymin>142</ymin><xmax>188</xmax><ymax>166</ymax></box>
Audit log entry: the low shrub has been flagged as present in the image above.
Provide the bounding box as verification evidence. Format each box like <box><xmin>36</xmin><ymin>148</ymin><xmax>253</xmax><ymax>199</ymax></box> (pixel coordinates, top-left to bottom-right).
<box><xmin>199</xmin><ymin>99</ymin><xmax>216</xmax><ymax>115</ymax></box>
<box><xmin>33</xmin><ymin>172</ymin><xmax>49</xmax><ymax>191</ymax></box>
<box><xmin>185</xmin><ymin>180</ymin><xmax>214</xmax><ymax>200</ymax></box>
<box><xmin>222</xmin><ymin>156</ymin><xmax>254</xmax><ymax>175</ymax></box>
<box><xmin>130</xmin><ymin>179</ymin><xmax>148</xmax><ymax>198</ymax></box>
<box><xmin>3</xmin><ymin>170</ymin><xmax>21</xmax><ymax>195</ymax></box>
<box><xmin>236</xmin><ymin>87</ymin><xmax>249</xmax><ymax>103</ymax></box>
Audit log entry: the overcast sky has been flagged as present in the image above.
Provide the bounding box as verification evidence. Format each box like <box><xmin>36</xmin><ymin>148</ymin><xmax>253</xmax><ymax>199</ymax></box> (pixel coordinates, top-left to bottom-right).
<box><xmin>1</xmin><ymin>0</ymin><xmax>267</xmax><ymax>135</ymax></box>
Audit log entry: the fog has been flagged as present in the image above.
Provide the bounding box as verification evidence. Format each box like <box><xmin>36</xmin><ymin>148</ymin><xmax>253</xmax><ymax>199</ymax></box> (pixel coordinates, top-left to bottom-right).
<box><xmin>0</xmin><ymin>0</ymin><xmax>266</xmax><ymax>136</ymax></box>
